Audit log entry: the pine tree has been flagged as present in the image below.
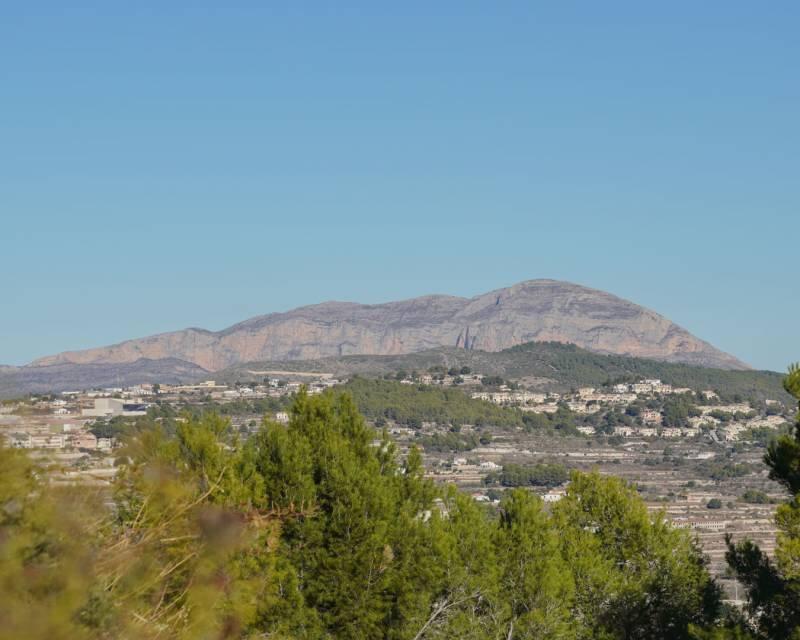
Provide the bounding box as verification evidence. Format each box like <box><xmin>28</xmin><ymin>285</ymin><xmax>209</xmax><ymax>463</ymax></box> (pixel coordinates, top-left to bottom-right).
<box><xmin>554</xmin><ymin>471</ymin><xmax>720</xmax><ymax>639</ymax></box>
<box><xmin>724</xmin><ymin>364</ymin><xmax>800</xmax><ymax>639</ymax></box>
<box><xmin>496</xmin><ymin>489</ymin><xmax>576</xmax><ymax>638</ymax></box>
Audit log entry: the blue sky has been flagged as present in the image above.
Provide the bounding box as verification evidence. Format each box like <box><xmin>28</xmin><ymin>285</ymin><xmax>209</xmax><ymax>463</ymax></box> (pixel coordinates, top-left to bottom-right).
<box><xmin>1</xmin><ymin>2</ymin><xmax>797</xmax><ymax>371</ymax></box>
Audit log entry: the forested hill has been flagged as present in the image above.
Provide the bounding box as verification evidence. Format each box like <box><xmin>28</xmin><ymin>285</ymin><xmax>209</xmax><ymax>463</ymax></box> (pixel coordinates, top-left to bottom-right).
<box><xmin>220</xmin><ymin>341</ymin><xmax>791</xmax><ymax>402</ymax></box>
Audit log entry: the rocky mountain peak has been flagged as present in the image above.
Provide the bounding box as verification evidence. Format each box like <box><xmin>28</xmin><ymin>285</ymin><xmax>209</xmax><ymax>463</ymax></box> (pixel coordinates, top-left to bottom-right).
<box><xmin>29</xmin><ymin>280</ymin><xmax>749</xmax><ymax>372</ymax></box>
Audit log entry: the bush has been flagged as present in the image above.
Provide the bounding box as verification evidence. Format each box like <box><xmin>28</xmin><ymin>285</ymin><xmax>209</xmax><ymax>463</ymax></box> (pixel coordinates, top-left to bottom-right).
<box><xmin>740</xmin><ymin>489</ymin><xmax>770</xmax><ymax>504</ymax></box>
<box><xmin>485</xmin><ymin>462</ymin><xmax>569</xmax><ymax>488</ymax></box>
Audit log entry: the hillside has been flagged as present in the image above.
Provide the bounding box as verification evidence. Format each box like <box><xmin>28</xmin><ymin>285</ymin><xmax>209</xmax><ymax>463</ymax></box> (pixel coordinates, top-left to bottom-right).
<box><xmin>0</xmin><ymin>358</ymin><xmax>210</xmax><ymax>398</ymax></box>
<box><xmin>2</xmin><ymin>341</ymin><xmax>784</xmax><ymax>401</ymax></box>
<box><xmin>219</xmin><ymin>341</ymin><xmax>790</xmax><ymax>403</ymax></box>
<box><xmin>340</xmin><ymin>377</ymin><xmax>528</xmax><ymax>429</ymax></box>
<box><xmin>29</xmin><ymin>279</ymin><xmax>748</xmax><ymax>371</ymax></box>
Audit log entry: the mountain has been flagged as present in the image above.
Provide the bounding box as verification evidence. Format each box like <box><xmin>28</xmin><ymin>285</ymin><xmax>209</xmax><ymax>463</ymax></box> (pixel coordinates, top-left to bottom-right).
<box><xmin>28</xmin><ymin>280</ymin><xmax>748</xmax><ymax>374</ymax></box>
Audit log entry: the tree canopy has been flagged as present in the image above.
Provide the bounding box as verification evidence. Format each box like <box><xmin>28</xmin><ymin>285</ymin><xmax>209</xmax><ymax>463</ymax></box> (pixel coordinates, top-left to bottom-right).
<box><xmin>0</xmin><ymin>388</ymin><xmax>724</xmax><ymax>639</ymax></box>
<box><xmin>721</xmin><ymin>364</ymin><xmax>800</xmax><ymax>639</ymax></box>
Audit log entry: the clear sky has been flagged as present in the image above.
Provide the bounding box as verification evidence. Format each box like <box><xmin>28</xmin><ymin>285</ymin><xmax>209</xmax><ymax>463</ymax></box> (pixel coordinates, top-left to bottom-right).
<box><xmin>1</xmin><ymin>2</ymin><xmax>797</xmax><ymax>371</ymax></box>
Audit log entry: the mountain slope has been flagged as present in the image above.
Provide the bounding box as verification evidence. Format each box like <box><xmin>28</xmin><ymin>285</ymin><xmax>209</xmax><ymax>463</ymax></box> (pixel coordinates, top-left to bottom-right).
<box><xmin>0</xmin><ymin>358</ymin><xmax>210</xmax><ymax>398</ymax></box>
<box><xmin>29</xmin><ymin>279</ymin><xmax>749</xmax><ymax>372</ymax></box>
<box><xmin>218</xmin><ymin>342</ymin><xmax>786</xmax><ymax>402</ymax></box>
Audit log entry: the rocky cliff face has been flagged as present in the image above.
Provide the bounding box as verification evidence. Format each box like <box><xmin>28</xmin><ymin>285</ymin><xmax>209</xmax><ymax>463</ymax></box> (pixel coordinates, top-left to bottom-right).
<box><xmin>29</xmin><ymin>280</ymin><xmax>749</xmax><ymax>371</ymax></box>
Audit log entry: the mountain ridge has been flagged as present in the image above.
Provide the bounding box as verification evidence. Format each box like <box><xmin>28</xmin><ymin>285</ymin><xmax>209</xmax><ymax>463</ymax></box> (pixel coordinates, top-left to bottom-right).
<box><xmin>28</xmin><ymin>279</ymin><xmax>749</xmax><ymax>372</ymax></box>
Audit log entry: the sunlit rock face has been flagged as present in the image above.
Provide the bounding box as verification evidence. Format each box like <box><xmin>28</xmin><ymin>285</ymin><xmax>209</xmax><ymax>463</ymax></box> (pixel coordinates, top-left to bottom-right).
<box><xmin>31</xmin><ymin>280</ymin><xmax>749</xmax><ymax>372</ymax></box>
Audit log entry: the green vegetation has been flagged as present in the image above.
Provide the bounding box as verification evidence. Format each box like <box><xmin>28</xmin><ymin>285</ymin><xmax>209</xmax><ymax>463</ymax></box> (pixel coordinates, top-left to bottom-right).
<box><xmin>88</xmin><ymin>415</ymin><xmax>130</xmax><ymax>439</ymax></box>
<box><xmin>662</xmin><ymin>395</ymin><xmax>702</xmax><ymax>427</ymax></box>
<box><xmin>200</xmin><ymin>395</ymin><xmax>290</xmax><ymax>416</ymax></box>
<box><xmin>500</xmin><ymin>342</ymin><xmax>789</xmax><ymax>403</ymax></box>
<box><xmin>0</xmin><ymin>389</ymin><xmax>724</xmax><ymax>639</ymax></box>
<box><xmin>341</xmin><ymin>378</ymin><xmax>583</xmax><ymax>436</ymax></box>
<box><xmin>740</xmin><ymin>489</ymin><xmax>771</xmax><ymax>504</ymax></box>
<box><xmin>87</xmin><ymin>404</ymin><xmax>193</xmax><ymax>440</ymax></box>
<box><xmin>741</xmin><ymin>422</ymin><xmax>793</xmax><ymax>447</ymax></box>
<box><xmin>417</xmin><ymin>431</ymin><xmax>480</xmax><ymax>452</ymax></box>
<box><xmin>722</xmin><ymin>364</ymin><xmax>800</xmax><ymax>639</ymax></box>
<box><xmin>484</xmin><ymin>462</ymin><xmax>569</xmax><ymax>488</ymax></box>
<box><xmin>242</xmin><ymin>342</ymin><xmax>787</xmax><ymax>401</ymax></box>
<box><xmin>88</xmin><ymin>399</ymin><xmax>294</xmax><ymax>443</ymax></box>
<box><xmin>696</xmin><ymin>460</ymin><xmax>756</xmax><ymax>481</ymax></box>
<box><xmin>341</xmin><ymin>377</ymin><xmax>527</xmax><ymax>429</ymax></box>
<box><xmin>708</xmin><ymin>410</ymin><xmax>734</xmax><ymax>422</ymax></box>
<box><xmin>218</xmin><ymin>341</ymin><xmax>791</xmax><ymax>404</ymax></box>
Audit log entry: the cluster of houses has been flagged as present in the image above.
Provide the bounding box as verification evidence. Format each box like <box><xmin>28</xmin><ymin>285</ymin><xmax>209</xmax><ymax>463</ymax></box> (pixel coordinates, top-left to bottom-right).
<box><xmin>6</xmin><ymin>426</ymin><xmax>114</xmax><ymax>451</ymax></box>
<box><xmin>158</xmin><ymin>377</ymin><xmax>343</xmax><ymax>400</ymax></box>
<box><xmin>1</xmin><ymin>375</ymin><xmax>346</xmax><ymax>454</ymax></box>
<box><xmin>469</xmin><ymin>380</ymin><xmax>790</xmax><ymax>441</ymax></box>
<box><xmin>587</xmin><ymin>410</ymin><xmax>787</xmax><ymax>441</ymax></box>
<box><xmin>56</xmin><ymin>377</ymin><xmax>344</xmax><ymax>409</ymax></box>
<box><xmin>471</xmin><ymin>379</ymin><xmax>694</xmax><ymax>416</ymax></box>
<box><xmin>713</xmin><ymin>415</ymin><xmax>787</xmax><ymax>442</ymax></box>
<box><xmin>610</xmin><ymin>379</ymin><xmax>692</xmax><ymax>395</ymax></box>
<box><xmin>404</xmin><ymin>373</ymin><xmax>485</xmax><ymax>387</ymax></box>
<box><xmin>452</xmin><ymin>457</ymin><xmax>501</xmax><ymax>470</ymax></box>
<box><xmin>606</xmin><ymin>425</ymin><xmax>701</xmax><ymax>438</ymax></box>
<box><xmin>472</xmin><ymin>390</ymin><xmax>552</xmax><ymax>405</ymax></box>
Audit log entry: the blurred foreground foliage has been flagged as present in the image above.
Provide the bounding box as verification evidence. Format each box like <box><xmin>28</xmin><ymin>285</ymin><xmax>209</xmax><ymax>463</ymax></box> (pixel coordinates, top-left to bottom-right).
<box><xmin>0</xmin><ymin>389</ymin><xmax>730</xmax><ymax>639</ymax></box>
